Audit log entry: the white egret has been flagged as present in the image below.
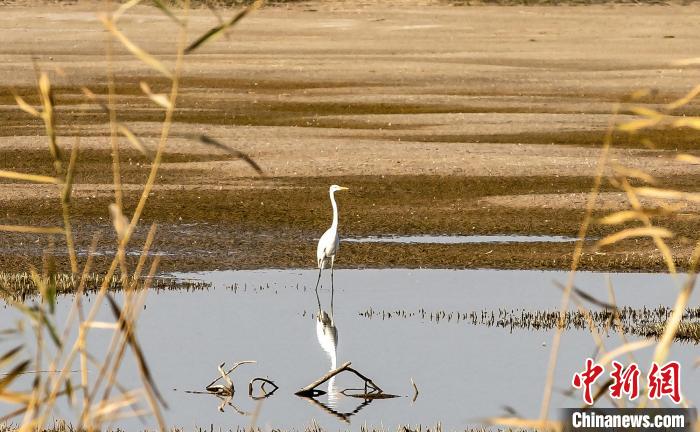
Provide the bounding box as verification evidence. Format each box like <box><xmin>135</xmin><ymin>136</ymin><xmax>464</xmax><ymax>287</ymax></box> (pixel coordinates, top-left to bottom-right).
<box><xmin>314</xmin><ymin>184</ymin><xmax>349</xmax><ymax>299</ymax></box>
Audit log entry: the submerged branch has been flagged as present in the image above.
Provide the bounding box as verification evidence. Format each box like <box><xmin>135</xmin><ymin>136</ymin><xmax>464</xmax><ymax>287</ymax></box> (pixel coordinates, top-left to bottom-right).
<box><xmin>295</xmin><ymin>361</ymin><xmax>395</xmax><ymax>399</ymax></box>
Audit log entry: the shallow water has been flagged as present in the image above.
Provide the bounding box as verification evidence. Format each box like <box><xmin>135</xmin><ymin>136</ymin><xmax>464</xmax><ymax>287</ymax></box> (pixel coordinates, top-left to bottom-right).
<box><xmin>343</xmin><ymin>234</ymin><xmax>579</xmax><ymax>244</ymax></box>
<box><xmin>1</xmin><ymin>269</ymin><xmax>697</xmax><ymax>430</ymax></box>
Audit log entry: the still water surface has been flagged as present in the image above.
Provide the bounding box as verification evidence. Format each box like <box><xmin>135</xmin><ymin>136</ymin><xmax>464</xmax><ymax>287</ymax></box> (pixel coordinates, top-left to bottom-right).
<box><xmin>1</xmin><ymin>269</ymin><xmax>697</xmax><ymax>430</ymax></box>
<box><xmin>343</xmin><ymin>235</ymin><xmax>578</xmax><ymax>244</ymax></box>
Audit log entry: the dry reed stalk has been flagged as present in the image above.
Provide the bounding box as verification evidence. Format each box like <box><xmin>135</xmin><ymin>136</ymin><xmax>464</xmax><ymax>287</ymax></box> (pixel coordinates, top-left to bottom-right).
<box><xmin>0</xmin><ymin>0</ymin><xmax>270</xmax><ymax>429</ymax></box>
<box><xmin>79</xmin><ymin>228</ymin><xmax>160</xmax><ymax>425</ymax></box>
<box><xmin>99</xmin><ymin>246</ymin><xmax>161</xmax><ymax>405</ymax></box>
<box><xmin>61</xmin><ymin>138</ymin><xmax>80</xmax><ymax>274</ymax></box>
<box><xmin>604</xmin><ymin>277</ymin><xmax>643</xmax><ymax>371</ymax></box>
<box><xmin>563</xmin><ymin>287</ymin><xmax>624</xmax><ymax>408</ymax></box>
<box><xmin>536</xmin><ymin>106</ymin><xmax>620</xmax><ymax>426</ymax></box>
<box><xmin>104</xmin><ymin>10</ymin><xmax>125</xmax><ymax>281</ymax></box>
<box><xmin>531</xmin><ymin>82</ymin><xmax>700</xmax><ymax>427</ymax></box>
<box><xmin>61</xmin><ymin>7</ymin><xmax>192</xmax><ymax>430</ymax></box>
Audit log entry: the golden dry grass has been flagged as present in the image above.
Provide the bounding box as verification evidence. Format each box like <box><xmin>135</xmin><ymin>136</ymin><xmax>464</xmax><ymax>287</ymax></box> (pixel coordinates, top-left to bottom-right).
<box><xmin>0</xmin><ymin>1</ymin><xmax>264</xmax><ymax>430</ymax></box>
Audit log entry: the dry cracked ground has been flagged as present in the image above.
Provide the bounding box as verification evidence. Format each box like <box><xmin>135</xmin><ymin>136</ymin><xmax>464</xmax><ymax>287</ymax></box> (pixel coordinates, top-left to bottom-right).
<box><xmin>0</xmin><ymin>1</ymin><xmax>699</xmax><ymax>275</ymax></box>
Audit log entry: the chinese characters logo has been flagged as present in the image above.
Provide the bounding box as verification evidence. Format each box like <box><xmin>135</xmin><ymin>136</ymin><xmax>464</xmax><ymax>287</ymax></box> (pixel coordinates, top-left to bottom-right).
<box><xmin>572</xmin><ymin>358</ymin><xmax>681</xmax><ymax>405</ymax></box>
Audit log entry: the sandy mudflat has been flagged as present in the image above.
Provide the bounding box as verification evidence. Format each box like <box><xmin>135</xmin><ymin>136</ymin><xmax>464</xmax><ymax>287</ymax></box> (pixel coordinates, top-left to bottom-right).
<box><xmin>0</xmin><ymin>1</ymin><xmax>698</xmax><ymax>273</ymax></box>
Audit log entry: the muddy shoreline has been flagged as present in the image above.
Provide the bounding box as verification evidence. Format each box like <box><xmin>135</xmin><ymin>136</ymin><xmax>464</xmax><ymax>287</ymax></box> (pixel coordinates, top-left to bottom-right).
<box><xmin>0</xmin><ymin>173</ymin><xmax>696</xmax><ymax>274</ymax></box>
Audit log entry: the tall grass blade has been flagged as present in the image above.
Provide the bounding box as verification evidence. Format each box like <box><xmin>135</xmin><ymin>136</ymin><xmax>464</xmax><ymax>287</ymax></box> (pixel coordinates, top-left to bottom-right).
<box><xmin>618</xmin><ymin>180</ymin><xmax>677</xmax><ymax>274</ymax></box>
<box><xmin>634</xmin><ymin>187</ymin><xmax>700</xmax><ymax>203</ymax></box>
<box><xmin>677</xmin><ymin>154</ymin><xmax>700</xmax><ymax>164</ymax></box>
<box><xmin>152</xmin><ymin>0</ymin><xmax>183</xmax><ymax>26</ymax></box>
<box><xmin>617</xmin><ymin>118</ymin><xmax>661</xmax><ymax>132</ymax></box>
<box><xmin>101</xmin><ymin>16</ymin><xmax>173</xmax><ymax>79</ymax></box>
<box><xmin>665</xmin><ymin>84</ymin><xmax>700</xmax><ymax>110</ymax></box>
<box><xmin>62</xmin><ymin>140</ymin><xmax>79</xmax><ymax>203</ymax></box>
<box><xmin>198</xmin><ymin>135</ymin><xmax>263</xmax><ymax>174</ymax></box>
<box><xmin>38</xmin><ymin>72</ymin><xmax>62</xmax><ymax>171</ymax></box>
<box><xmin>105</xmin><ymin>295</ymin><xmax>167</xmax><ymax>408</ymax></box>
<box><xmin>60</xmin><ymin>140</ymin><xmax>79</xmax><ymax>274</ymax></box>
<box><xmin>597</xmin><ymin>340</ymin><xmax>654</xmax><ymax>368</ymax></box>
<box><xmin>612</xmin><ymin>165</ymin><xmax>656</xmax><ymax>184</ymax></box>
<box><xmin>13</xmin><ymin>94</ymin><xmax>40</xmax><ymax>117</ymax></box>
<box><xmin>0</xmin><ymin>393</ymin><xmax>32</xmax><ymax>407</ymax></box>
<box><xmin>108</xmin><ymin>204</ymin><xmax>129</xmax><ymax>241</ymax></box>
<box><xmin>571</xmin><ymin>287</ymin><xmax>616</xmax><ymax>310</ymax></box>
<box><xmin>652</xmin><ymin>243</ymin><xmax>700</xmax><ymax>365</ymax></box>
<box><xmin>488</xmin><ymin>416</ymin><xmax>561</xmax><ymax>431</ymax></box>
<box><xmin>597</xmin><ymin>227</ymin><xmax>673</xmax><ymax>247</ymax></box>
<box><xmin>139</xmin><ymin>81</ymin><xmax>172</xmax><ymax>109</ymax></box>
<box><xmin>117</xmin><ymin>124</ymin><xmax>151</xmax><ymax>158</ymax></box>
<box><xmin>0</xmin><ymin>170</ymin><xmax>59</xmax><ymax>184</ymax></box>
<box><xmin>629</xmin><ymin>106</ymin><xmax>662</xmax><ymax>119</ymax></box>
<box><xmin>65</xmin><ymin>379</ymin><xmax>74</xmax><ymax>408</ymax></box>
<box><xmin>0</xmin><ymin>225</ymin><xmax>63</xmax><ymax>235</ymax></box>
<box><xmin>672</xmin><ymin>57</ymin><xmax>700</xmax><ymax>66</ymax></box>
<box><xmin>112</xmin><ymin>0</ymin><xmax>143</xmax><ymax>22</ymax></box>
<box><xmin>672</xmin><ymin>117</ymin><xmax>700</xmax><ymax>130</ymax></box>
<box><xmin>28</xmin><ymin>266</ymin><xmax>55</xmax><ymax>316</ymax></box>
<box><xmin>0</xmin><ymin>360</ymin><xmax>30</xmax><ymax>392</ymax></box>
<box><xmin>597</xmin><ymin>210</ymin><xmax>643</xmax><ymax>225</ymax></box>
<box><xmin>539</xmin><ymin>105</ymin><xmax>620</xmax><ymax>421</ymax></box>
<box><xmin>185</xmin><ymin>0</ymin><xmax>263</xmax><ymax>54</ymax></box>
<box><xmin>40</xmin><ymin>310</ymin><xmax>62</xmax><ymax>349</ymax></box>
<box><xmin>0</xmin><ymin>346</ymin><xmax>23</xmax><ymax>369</ymax></box>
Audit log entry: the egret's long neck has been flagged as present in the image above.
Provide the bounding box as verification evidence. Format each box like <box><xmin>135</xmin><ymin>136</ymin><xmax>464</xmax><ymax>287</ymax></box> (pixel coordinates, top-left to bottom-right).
<box><xmin>330</xmin><ymin>190</ymin><xmax>339</xmax><ymax>229</ymax></box>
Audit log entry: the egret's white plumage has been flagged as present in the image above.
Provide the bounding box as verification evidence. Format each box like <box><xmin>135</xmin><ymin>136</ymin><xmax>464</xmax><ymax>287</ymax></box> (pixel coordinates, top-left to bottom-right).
<box><xmin>316</xmin><ymin>185</ymin><xmax>348</xmax><ymax>269</ymax></box>
<box><xmin>314</xmin><ymin>186</ymin><xmax>346</xmax><ymax>405</ymax></box>
<box><xmin>314</xmin><ymin>185</ymin><xmax>348</xmax><ymax>294</ymax></box>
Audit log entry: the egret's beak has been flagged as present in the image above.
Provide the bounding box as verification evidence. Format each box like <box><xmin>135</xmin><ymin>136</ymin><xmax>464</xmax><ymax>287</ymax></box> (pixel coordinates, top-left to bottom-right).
<box><xmin>338</xmin><ymin>186</ymin><xmax>349</xmax><ymax>191</ymax></box>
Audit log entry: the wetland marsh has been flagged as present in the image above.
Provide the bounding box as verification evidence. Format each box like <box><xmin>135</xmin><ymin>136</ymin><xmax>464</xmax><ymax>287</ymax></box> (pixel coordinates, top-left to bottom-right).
<box><xmin>3</xmin><ymin>269</ymin><xmax>700</xmax><ymax>430</ymax></box>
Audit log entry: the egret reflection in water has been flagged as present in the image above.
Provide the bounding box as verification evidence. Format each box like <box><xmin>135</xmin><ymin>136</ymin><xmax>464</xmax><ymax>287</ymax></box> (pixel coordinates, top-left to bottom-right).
<box><xmin>307</xmin><ymin>285</ymin><xmax>379</xmax><ymax>422</ymax></box>
<box><xmin>315</xmin><ymin>288</ymin><xmax>339</xmax><ymax>405</ymax></box>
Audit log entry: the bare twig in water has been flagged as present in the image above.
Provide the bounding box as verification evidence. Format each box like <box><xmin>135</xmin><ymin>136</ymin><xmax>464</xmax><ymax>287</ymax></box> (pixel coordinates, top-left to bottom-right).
<box><xmin>411</xmin><ymin>377</ymin><xmax>419</xmax><ymax>403</ymax></box>
<box><xmin>295</xmin><ymin>361</ymin><xmax>395</xmax><ymax>398</ymax></box>
<box><xmin>248</xmin><ymin>378</ymin><xmax>278</xmax><ymax>399</ymax></box>
<box><xmin>215</xmin><ymin>394</ymin><xmax>249</xmax><ymax>415</ymax></box>
<box><xmin>205</xmin><ymin>360</ymin><xmax>256</xmax><ymax>395</ymax></box>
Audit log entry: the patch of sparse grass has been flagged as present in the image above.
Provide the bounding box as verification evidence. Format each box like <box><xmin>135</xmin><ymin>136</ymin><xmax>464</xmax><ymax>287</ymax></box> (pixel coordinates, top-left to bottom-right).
<box><xmin>0</xmin><ymin>422</ymin><xmax>524</xmax><ymax>432</ymax></box>
<box><xmin>0</xmin><ymin>271</ymin><xmax>212</xmax><ymax>299</ymax></box>
<box><xmin>360</xmin><ymin>305</ymin><xmax>700</xmax><ymax>343</ymax></box>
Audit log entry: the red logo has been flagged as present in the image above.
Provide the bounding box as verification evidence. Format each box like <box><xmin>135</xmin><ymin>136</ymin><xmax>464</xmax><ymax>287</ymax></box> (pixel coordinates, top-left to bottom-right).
<box><xmin>572</xmin><ymin>358</ymin><xmax>604</xmax><ymax>405</ymax></box>
<box><xmin>573</xmin><ymin>360</ymin><xmax>682</xmax><ymax>404</ymax></box>
<box><xmin>609</xmin><ymin>361</ymin><xmax>641</xmax><ymax>400</ymax></box>
<box><xmin>648</xmin><ymin>361</ymin><xmax>681</xmax><ymax>404</ymax></box>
